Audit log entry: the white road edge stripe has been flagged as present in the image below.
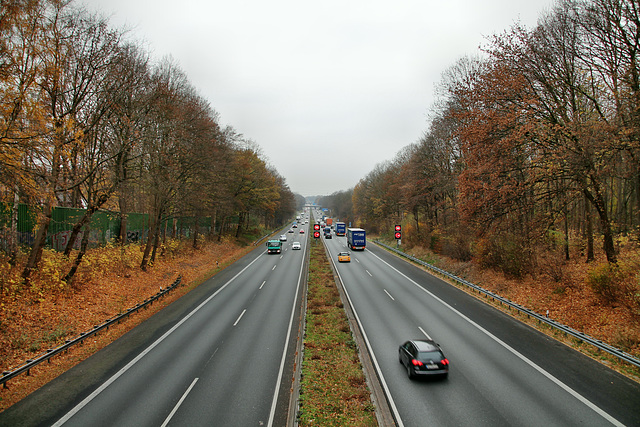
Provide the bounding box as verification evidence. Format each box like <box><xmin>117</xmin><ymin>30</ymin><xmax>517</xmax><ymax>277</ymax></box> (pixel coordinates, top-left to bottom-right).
<box><xmin>368</xmin><ymin>249</ymin><xmax>625</xmax><ymax>427</ymax></box>
<box><xmin>52</xmin><ymin>252</ymin><xmax>266</xmax><ymax>426</ymax></box>
<box><xmin>160</xmin><ymin>377</ymin><xmax>199</xmax><ymax>427</ymax></box>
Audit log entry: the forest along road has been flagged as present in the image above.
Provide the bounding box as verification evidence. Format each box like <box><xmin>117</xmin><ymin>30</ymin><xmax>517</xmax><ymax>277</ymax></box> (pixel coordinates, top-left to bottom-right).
<box><xmin>0</xmin><ymin>224</ymin><xmax>308</xmax><ymax>427</ymax></box>
<box><xmin>324</xmin><ymin>235</ymin><xmax>640</xmax><ymax>427</ymax></box>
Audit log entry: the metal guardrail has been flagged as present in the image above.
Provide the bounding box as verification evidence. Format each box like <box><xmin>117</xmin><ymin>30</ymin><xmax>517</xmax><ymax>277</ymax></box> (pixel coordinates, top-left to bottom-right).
<box><xmin>1</xmin><ymin>276</ymin><xmax>182</xmax><ymax>388</ymax></box>
<box><xmin>375</xmin><ymin>241</ymin><xmax>640</xmax><ymax>369</ymax></box>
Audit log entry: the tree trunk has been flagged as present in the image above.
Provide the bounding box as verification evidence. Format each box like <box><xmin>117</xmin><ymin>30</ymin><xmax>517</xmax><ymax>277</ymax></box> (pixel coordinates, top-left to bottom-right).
<box><xmin>193</xmin><ymin>213</ymin><xmax>200</xmax><ymax>249</ymax></box>
<box><xmin>63</xmin><ymin>194</ymin><xmax>108</xmax><ymax>257</ymax></box>
<box><xmin>24</xmin><ymin>139</ymin><xmax>63</xmax><ymax>280</ymax></box>
<box><xmin>584</xmin><ymin>187</ymin><xmax>616</xmax><ymax>263</ymax></box>
<box><xmin>563</xmin><ymin>209</ymin><xmax>570</xmax><ymax>261</ymax></box>
<box><xmin>218</xmin><ymin>215</ymin><xmax>226</xmax><ymax>242</ymax></box>
<box><xmin>210</xmin><ymin>211</ymin><xmax>217</xmax><ymax>238</ymax></box>
<box><xmin>141</xmin><ymin>213</ymin><xmax>161</xmax><ymax>271</ymax></box>
<box><xmin>585</xmin><ymin>198</ymin><xmax>594</xmax><ymax>262</ymax></box>
<box><xmin>22</xmin><ymin>203</ymin><xmax>52</xmax><ymax>281</ymax></box>
<box><xmin>235</xmin><ymin>211</ymin><xmax>244</xmax><ymax>237</ymax></box>
<box><xmin>9</xmin><ymin>189</ymin><xmax>19</xmax><ymax>265</ymax></box>
<box><xmin>150</xmin><ymin>226</ymin><xmax>160</xmax><ymax>265</ymax></box>
<box><xmin>118</xmin><ymin>189</ymin><xmax>128</xmax><ymax>245</ymax></box>
<box><xmin>64</xmin><ymin>224</ymin><xmax>91</xmax><ymax>285</ymax></box>
<box><xmin>119</xmin><ymin>212</ymin><xmax>128</xmax><ymax>245</ymax></box>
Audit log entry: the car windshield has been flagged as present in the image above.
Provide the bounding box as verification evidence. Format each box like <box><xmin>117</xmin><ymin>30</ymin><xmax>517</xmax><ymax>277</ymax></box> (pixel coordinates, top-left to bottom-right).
<box><xmin>418</xmin><ymin>351</ymin><xmax>443</xmax><ymax>361</ymax></box>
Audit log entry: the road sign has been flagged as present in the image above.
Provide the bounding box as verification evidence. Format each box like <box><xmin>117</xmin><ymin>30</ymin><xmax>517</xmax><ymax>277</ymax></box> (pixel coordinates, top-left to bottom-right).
<box><xmin>313</xmin><ymin>231</ymin><xmax>320</xmax><ymax>238</ymax></box>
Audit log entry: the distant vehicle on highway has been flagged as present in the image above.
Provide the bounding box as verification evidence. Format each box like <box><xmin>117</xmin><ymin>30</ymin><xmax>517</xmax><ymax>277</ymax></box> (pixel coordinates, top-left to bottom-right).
<box><xmin>338</xmin><ymin>252</ymin><xmax>350</xmax><ymax>262</ymax></box>
<box><xmin>266</xmin><ymin>239</ymin><xmax>282</xmax><ymax>254</ymax></box>
<box><xmin>399</xmin><ymin>339</ymin><xmax>449</xmax><ymax>379</ymax></box>
<box><xmin>299</xmin><ymin>229</ymin><xmax>305</xmax><ymax>234</ymax></box>
<box><xmin>347</xmin><ymin>228</ymin><xmax>366</xmax><ymax>250</ymax></box>
<box><xmin>280</xmin><ymin>234</ymin><xmax>287</xmax><ymax>241</ymax></box>
<box><xmin>292</xmin><ymin>242</ymin><xmax>301</xmax><ymax>250</ymax></box>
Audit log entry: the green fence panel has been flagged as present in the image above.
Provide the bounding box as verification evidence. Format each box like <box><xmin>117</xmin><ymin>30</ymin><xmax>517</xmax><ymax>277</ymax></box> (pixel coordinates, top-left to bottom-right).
<box><xmin>0</xmin><ymin>203</ymin><xmax>39</xmax><ymax>248</ymax></box>
<box><xmin>0</xmin><ymin>203</ymin><xmax>216</xmax><ymax>251</ymax></box>
<box><xmin>122</xmin><ymin>212</ymin><xmax>149</xmax><ymax>243</ymax></box>
<box><xmin>49</xmin><ymin>207</ymin><xmax>123</xmax><ymax>250</ymax></box>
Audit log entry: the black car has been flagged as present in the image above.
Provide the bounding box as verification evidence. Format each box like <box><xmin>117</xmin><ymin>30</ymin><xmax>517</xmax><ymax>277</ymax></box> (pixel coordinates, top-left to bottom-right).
<box><xmin>398</xmin><ymin>339</ymin><xmax>449</xmax><ymax>379</ymax></box>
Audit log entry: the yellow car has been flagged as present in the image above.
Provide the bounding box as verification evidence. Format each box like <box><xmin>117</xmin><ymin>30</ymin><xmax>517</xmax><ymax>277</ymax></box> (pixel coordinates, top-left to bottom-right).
<box><xmin>338</xmin><ymin>252</ymin><xmax>351</xmax><ymax>263</ymax></box>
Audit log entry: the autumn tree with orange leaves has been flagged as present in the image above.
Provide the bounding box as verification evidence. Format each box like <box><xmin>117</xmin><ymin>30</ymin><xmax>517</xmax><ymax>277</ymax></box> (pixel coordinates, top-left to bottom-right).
<box><xmin>0</xmin><ymin>0</ymin><xmax>296</xmax><ymax>285</ymax></box>
<box><xmin>352</xmin><ymin>0</ymin><xmax>639</xmax><ymax>277</ymax></box>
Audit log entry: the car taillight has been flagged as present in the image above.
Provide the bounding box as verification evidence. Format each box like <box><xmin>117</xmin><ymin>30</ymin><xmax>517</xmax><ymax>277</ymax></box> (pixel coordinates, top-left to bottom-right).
<box><xmin>441</xmin><ymin>359</ymin><xmax>449</xmax><ymax>366</ymax></box>
<box><xmin>411</xmin><ymin>359</ymin><xmax>423</xmax><ymax>366</ymax></box>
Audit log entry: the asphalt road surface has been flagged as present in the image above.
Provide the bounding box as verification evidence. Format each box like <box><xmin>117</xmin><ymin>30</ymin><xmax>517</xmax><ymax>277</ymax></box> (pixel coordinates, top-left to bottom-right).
<box><xmin>0</xmin><ymin>223</ymin><xmax>308</xmax><ymax>427</ymax></box>
<box><xmin>322</xmin><ymin>230</ymin><xmax>640</xmax><ymax>427</ymax></box>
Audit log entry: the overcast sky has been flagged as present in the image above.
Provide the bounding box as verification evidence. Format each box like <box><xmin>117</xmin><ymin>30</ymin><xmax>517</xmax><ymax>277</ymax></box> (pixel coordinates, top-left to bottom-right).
<box><xmin>81</xmin><ymin>0</ymin><xmax>553</xmax><ymax>197</ymax></box>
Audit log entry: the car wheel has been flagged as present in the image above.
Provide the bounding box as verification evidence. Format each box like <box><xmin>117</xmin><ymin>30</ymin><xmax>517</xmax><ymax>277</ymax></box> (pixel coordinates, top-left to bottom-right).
<box><xmin>407</xmin><ymin>364</ymin><xmax>415</xmax><ymax>379</ymax></box>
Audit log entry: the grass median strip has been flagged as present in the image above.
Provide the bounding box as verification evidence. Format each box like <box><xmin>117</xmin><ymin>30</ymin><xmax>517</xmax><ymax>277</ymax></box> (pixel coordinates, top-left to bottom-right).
<box><xmin>298</xmin><ymin>241</ymin><xmax>377</xmax><ymax>426</ymax></box>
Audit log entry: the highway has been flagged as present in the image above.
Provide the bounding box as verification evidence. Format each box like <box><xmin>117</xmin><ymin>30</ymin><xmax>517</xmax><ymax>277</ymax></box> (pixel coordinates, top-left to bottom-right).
<box><xmin>322</xmin><ymin>227</ymin><xmax>640</xmax><ymax>427</ymax></box>
<box><xmin>3</xmin><ymin>210</ymin><xmax>640</xmax><ymax>427</ymax></box>
<box><xmin>0</xmin><ymin>223</ymin><xmax>309</xmax><ymax>427</ymax></box>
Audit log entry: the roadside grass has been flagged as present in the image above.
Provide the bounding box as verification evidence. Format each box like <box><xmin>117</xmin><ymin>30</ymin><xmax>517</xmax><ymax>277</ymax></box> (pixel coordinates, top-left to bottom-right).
<box><xmin>298</xmin><ymin>241</ymin><xmax>377</xmax><ymax>426</ymax></box>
